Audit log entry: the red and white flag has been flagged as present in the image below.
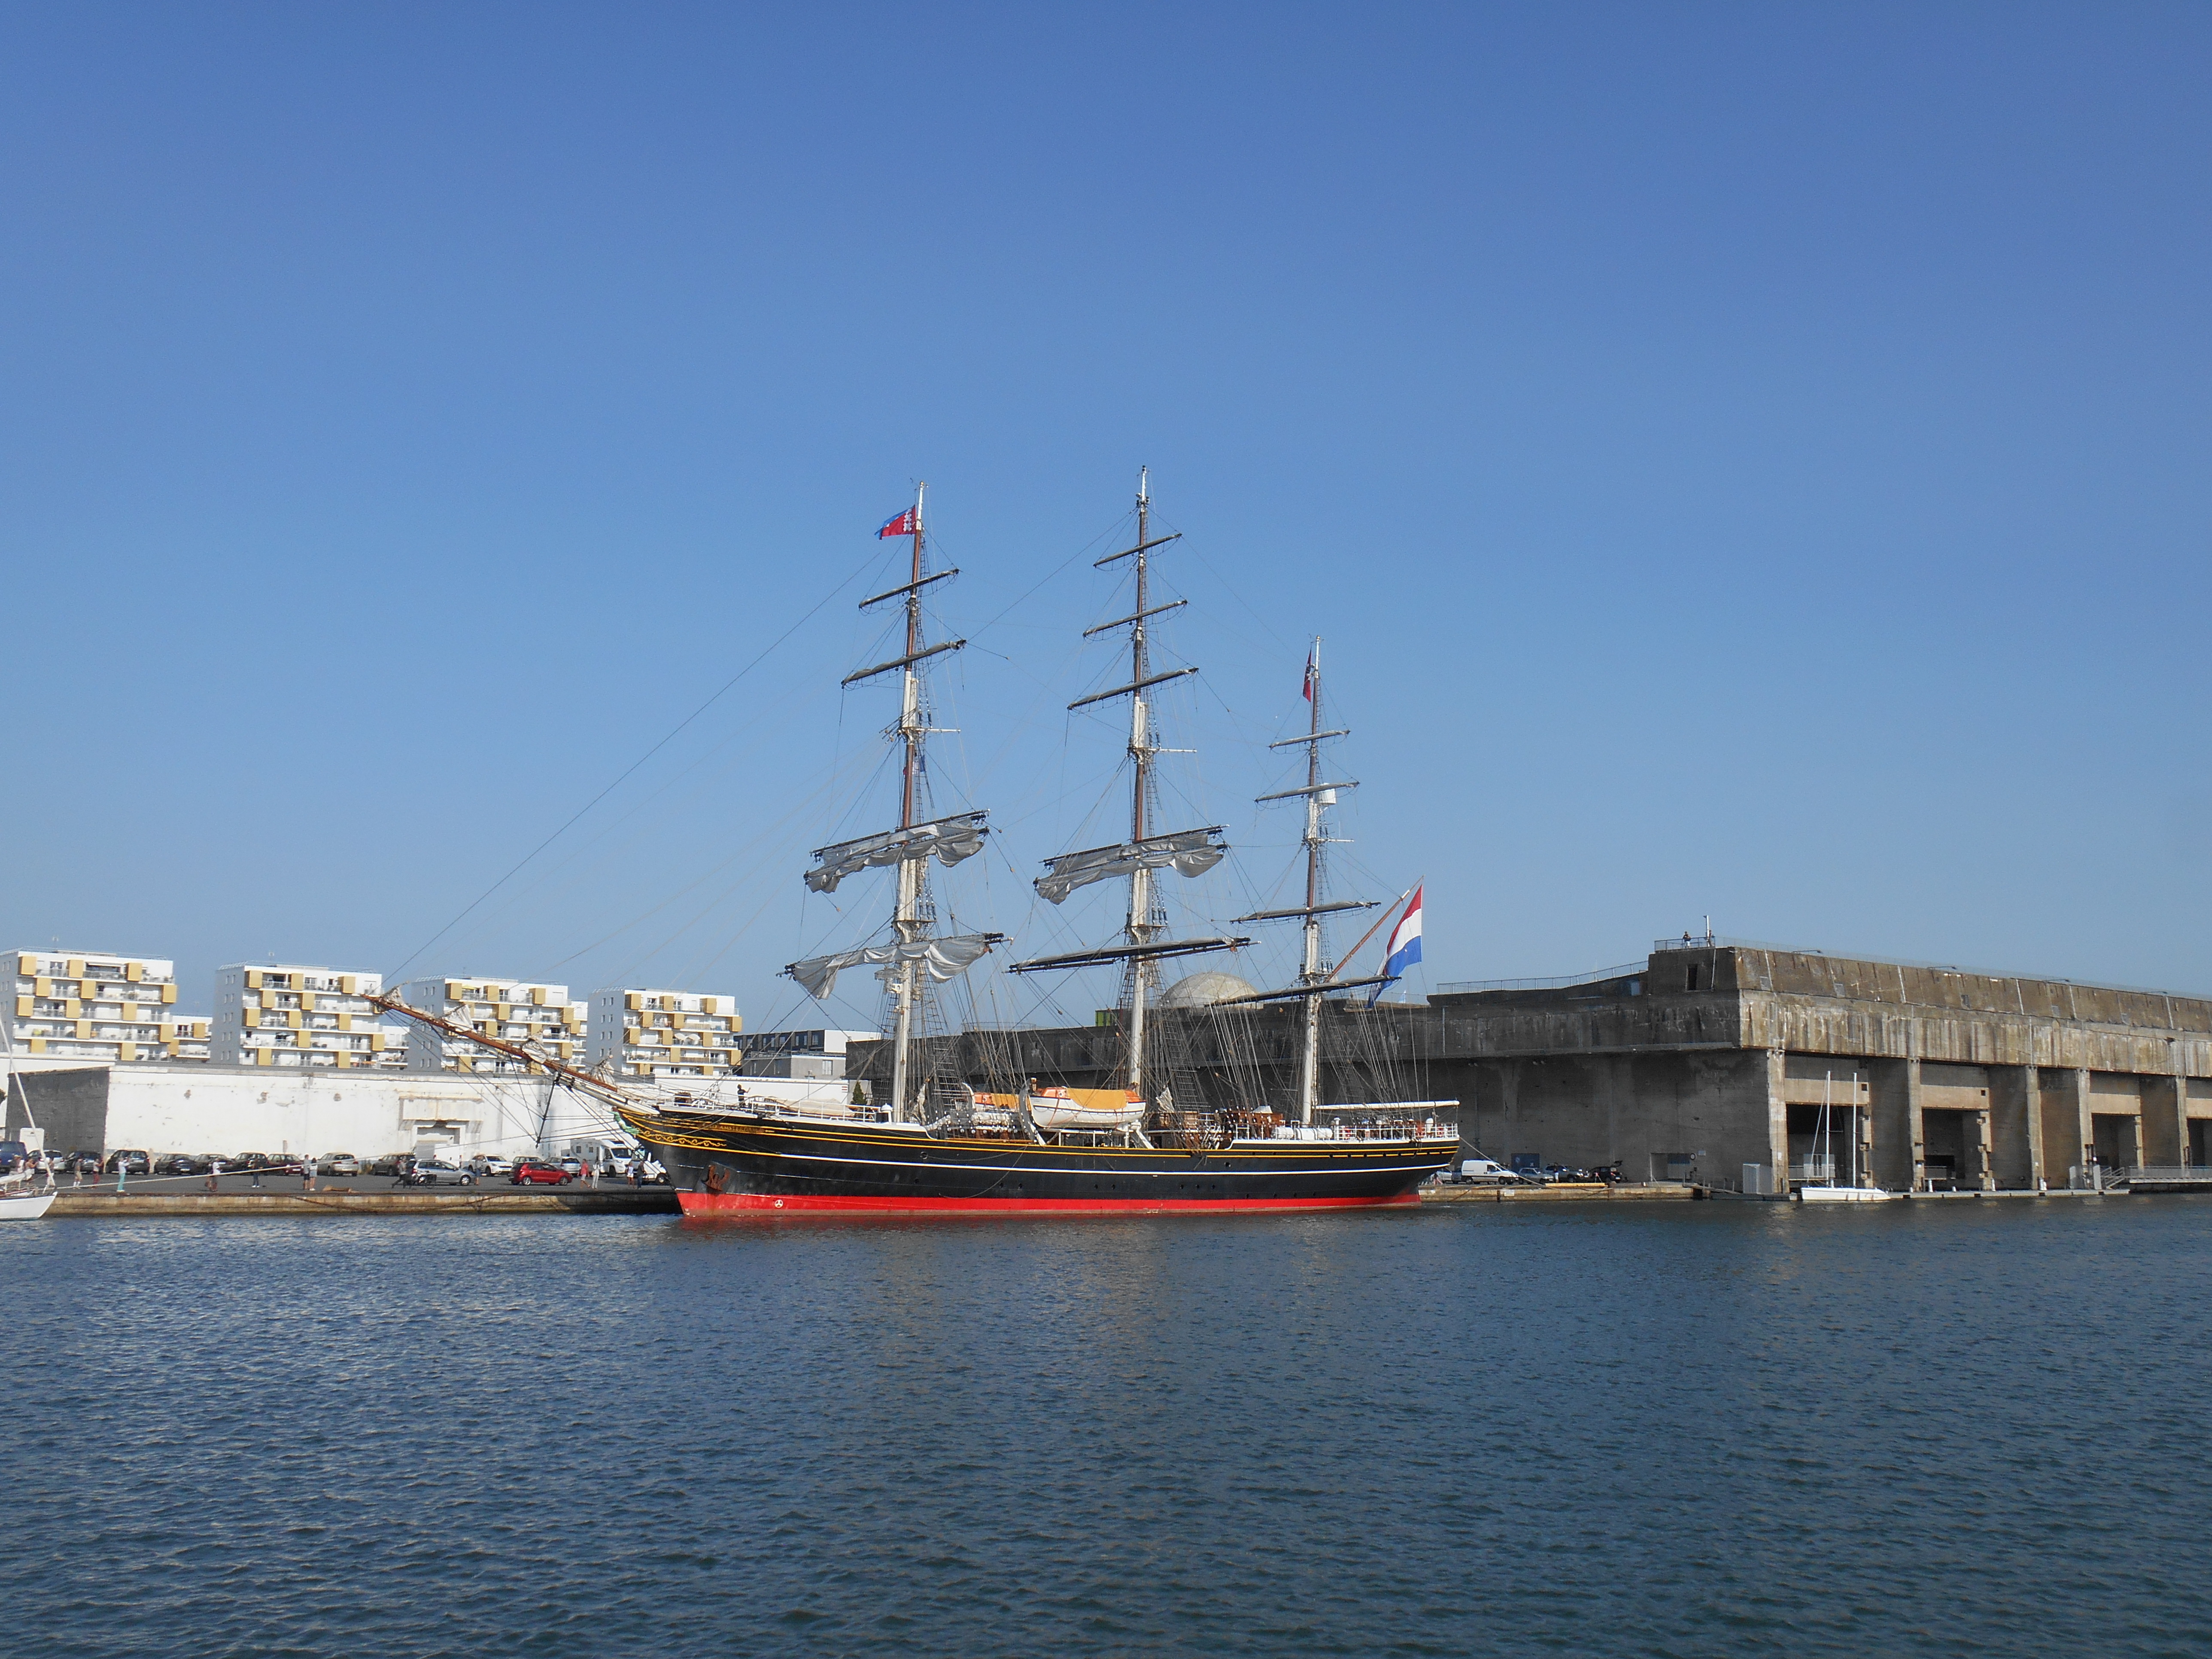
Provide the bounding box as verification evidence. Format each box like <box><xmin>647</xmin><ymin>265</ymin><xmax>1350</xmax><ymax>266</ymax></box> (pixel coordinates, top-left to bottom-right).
<box><xmin>877</xmin><ymin>507</ymin><xmax>918</xmax><ymax>539</ymax></box>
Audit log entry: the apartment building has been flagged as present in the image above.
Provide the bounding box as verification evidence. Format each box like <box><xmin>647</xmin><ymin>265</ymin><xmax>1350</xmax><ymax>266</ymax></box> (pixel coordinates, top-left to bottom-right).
<box><xmin>8</xmin><ymin>949</ymin><xmax>210</xmax><ymax>1063</ymax></box>
<box><xmin>210</xmin><ymin>963</ymin><xmax>409</xmax><ymax>1069</ymax></box>
<box><xmin>586</xmin><ymin>987</ymin><xmax>744</xmax><ymax>1079</ymax></box>
<box><xmin>396</xmin><ymin>976</ymin><xmax>586</xmax><ymax>1075</ymax></box>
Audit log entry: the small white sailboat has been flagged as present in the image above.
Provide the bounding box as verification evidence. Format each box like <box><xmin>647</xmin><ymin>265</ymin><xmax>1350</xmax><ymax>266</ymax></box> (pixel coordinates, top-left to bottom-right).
<box><xmin>1796</xmin><ymin>1070</ymin><xmax>1898</xmax><ymax>1203</ymax></box>
<box><xmin>0</xmin><ymin>1171</ymin><xmax>56</xmax><ymax>1220</ymax></box>
<box><xmin>0</xmin><ymin>1047</ymin><xmax>57</xmax><ymax>1217</ymax></box>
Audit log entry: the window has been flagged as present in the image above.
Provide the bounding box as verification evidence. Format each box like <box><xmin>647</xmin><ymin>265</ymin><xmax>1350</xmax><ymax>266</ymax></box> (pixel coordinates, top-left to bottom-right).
<box><xmin>1685</xmin><ymin>964</ymin><xmax>1702</xmax><ymax>992</ymax></box>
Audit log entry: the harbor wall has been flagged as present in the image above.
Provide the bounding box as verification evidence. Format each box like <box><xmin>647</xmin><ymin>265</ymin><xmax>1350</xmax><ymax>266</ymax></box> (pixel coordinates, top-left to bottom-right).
<box><xmin>874</xmin><ymin>942</ymin><xmax>2212</xmax><ymax>1193</ymax></box>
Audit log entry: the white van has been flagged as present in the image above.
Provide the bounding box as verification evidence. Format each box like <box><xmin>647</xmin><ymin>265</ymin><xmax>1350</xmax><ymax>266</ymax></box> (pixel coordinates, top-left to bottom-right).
<box><xmin>1452</xmin><ymin>1158</ymin><xmax>1528</xmax><ymax>1186</ymax></box>
<box><xmin>571</xmin><ymin>1138</ymin><xmax>642</xmax><ymax>1178</ymax></box>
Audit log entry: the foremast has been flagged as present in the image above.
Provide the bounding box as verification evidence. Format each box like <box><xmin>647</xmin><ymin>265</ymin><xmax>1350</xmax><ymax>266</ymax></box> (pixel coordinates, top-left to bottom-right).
<box><xmin>787</xmin><ymin>485</ymin><xmax>999</xmax><ymax>1123</ymax></box>
<box><xmin>890</xmin><ymin>485</ymin><xmax>929</xmax><ymax>1122</ymax></box>
<box><xmin>1011</xmin><ymin>469</ymin><xmax>1246</xmax><ymax>1106</ymax></box>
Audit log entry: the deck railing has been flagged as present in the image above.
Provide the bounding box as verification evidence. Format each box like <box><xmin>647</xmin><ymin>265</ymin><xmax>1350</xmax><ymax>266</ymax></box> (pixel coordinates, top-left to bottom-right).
<box><xmin>1436</xmin><ymin>965</ymin><xmax>1644</xmax><ymax>995</ymax></box>
<box><xmin>2109</xmin><ymin>1165</ymin><xmax>2212</xmax><ymax>1186</ymax></box>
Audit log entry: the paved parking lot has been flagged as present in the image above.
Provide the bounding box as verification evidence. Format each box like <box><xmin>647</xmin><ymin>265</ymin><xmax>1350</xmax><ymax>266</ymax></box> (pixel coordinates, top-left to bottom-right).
<box><xmin>52</xmin><ymin>1170</ymin><xmax>668</xmax><ymax>1197</ymax></box>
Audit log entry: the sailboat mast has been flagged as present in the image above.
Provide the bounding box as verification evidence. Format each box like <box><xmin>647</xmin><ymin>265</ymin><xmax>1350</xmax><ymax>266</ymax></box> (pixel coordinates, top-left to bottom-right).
<box><xmin>890</xmin><ymin>482</ymin><xmax>927</xmax><ymax>1123</ymax></box>
<box><xmin>1125</xmin><ymin>468</ymin><xmax>1155</xmax><ymax>1098</ymax></box>
<box><xmin>1296</xmin><ymin>640</ymin><xmax>1324</xmax><ymax>1124</ymax></box>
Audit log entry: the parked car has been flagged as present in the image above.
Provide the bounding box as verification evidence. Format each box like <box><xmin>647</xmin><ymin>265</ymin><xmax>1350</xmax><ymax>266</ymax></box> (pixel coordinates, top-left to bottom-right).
<box><xmin>319</xmin><ymin>1153</ymin><xmax>362</xmax><ymax>1177</ymax></box>
<box><xmin>556</xmin><ymin>1157</ymin><xmax>586</xmax><ymax>1178</ymax></box>
<box><xmin>468</xmin><ymin>1155</ymin><xmax>515</xmax><ymax>1177</ymax></box>
<box><xmin>156</xmin><ymin>1153</ymin><xmax>203</xmax><ymax>1176</ymax></box>
<box><xmin>371</xmin><ymin>1153</ymin><xmax>415</xmax><ymax>1178</ymax></box>
<box><xmin>640</xmin><ymin>1157</ymin><xmax>668</xmax><ymax>1184</ymax></box>
<box><xmin>402</xmin><ymin>1163</ymin><xmax>477</xmax><ymax>1187</ymax></box>
<box><xmin>510</xmin><ymin>1160</ymin><xmax>573</xmax><ymax>1186</ymax></box>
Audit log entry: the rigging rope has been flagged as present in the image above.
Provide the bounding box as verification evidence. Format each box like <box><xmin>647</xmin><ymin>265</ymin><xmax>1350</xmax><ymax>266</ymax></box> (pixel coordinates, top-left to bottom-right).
<box><xmin>385</xmin><ymin>547</ymin><xmax>883</xmax><ymax>982</ymax></box>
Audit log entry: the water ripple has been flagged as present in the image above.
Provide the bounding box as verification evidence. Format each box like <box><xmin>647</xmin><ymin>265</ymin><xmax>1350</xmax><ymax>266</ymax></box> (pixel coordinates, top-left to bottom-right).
<box><xmin>6</xmin><ymin>1200</ymin><xmax>2210</xmax><ymax>1654</ymax></box>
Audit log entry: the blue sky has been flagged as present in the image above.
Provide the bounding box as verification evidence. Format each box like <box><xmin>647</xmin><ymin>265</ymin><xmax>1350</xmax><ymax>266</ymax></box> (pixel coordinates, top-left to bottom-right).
<box><xmin>5</xmin><ymin>2</ymin><xmax>2210</xmax><ymax>1027</ymax></box>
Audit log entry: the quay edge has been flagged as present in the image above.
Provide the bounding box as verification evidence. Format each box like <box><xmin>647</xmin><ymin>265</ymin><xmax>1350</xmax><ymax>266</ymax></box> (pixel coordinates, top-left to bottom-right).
<box><xmin>42</xmin><ymin>1189</ymin><xmax>679</xmax><ymax>1217</ymax></box>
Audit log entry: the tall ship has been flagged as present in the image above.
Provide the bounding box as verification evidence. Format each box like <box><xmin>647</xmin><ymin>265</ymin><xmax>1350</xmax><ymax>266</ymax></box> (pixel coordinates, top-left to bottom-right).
<box><xmin>380</xmin><ymin>476</ymin><xmax>1458</xmax><ymax>1215</ymax></box>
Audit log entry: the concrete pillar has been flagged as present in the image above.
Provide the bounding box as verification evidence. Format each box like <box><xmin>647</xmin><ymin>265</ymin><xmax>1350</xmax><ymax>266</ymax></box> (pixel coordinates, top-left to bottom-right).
<box><xmin>1990</xmin><ymin>1064</ymin><xmax>2039</xmax><ymax>1190</ymax></box>
<box><xmin>1856</xmin><ymin>1072</ymin><xmax>1875</xmax><ymax>1188</ymax></box>
<box><xmin>1905</xmin><ymin>1043</ymin><xmax>1926</xmax><ymax>1192</ymax></box>
<box><xmin>1766</xmin><ymin>1046</ymin><xmax>1789</xmax><ymax>1192</ymax></box>
<box><xmin>2073</xmin><ymin>1068</ymin><xmax>2095</xmax><ymax>1185</ymax></box>
<box><xmin>1975</xmin><ymin>1109</ymin><xmax>1996</xmax><ymax>1191</ymax></box>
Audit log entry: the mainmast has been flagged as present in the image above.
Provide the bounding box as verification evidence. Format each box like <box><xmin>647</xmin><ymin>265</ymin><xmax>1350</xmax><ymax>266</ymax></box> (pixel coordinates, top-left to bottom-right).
<box><xmin>787</xmin><ymin>486</ymin><xmax>1000</xmax><ymax>1123</ymax></box>
<box><xmin>1010</xmin><ymin>469</ymin><xmax>1245</xmax><ymax>1106</ymax></box>
<box><xmin>1124</xmin><ymin>469</ymin><xmax>1158</xmax><ymax>1094</ymax></box>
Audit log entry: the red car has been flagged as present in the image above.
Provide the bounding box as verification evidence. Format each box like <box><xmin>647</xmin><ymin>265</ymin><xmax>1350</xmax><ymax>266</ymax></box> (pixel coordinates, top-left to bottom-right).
<box><xmin>509</xmin><ymin>1160</ymin><xmax>573</xmax><ymax>1186</ymax></box>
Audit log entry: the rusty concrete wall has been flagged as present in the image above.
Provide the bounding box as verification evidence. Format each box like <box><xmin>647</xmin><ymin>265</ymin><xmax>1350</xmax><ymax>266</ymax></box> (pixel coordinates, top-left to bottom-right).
<box><xmin>843</xmin><ymin>942</ymin><xmax>2212</xmax><ymax>1191</ymax></box>
<box><xmin>1449</xmin><ymin>1049</ymin><xmax>1766</xmax><ymax>1187</ymax></box>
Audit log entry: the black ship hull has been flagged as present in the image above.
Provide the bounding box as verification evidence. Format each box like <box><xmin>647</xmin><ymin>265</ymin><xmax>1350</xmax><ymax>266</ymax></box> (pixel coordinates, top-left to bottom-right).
<box><xmin>618</xmin><ymin>1106</ymin><xmax>1455</xmax><ymax>1216</ymax></box>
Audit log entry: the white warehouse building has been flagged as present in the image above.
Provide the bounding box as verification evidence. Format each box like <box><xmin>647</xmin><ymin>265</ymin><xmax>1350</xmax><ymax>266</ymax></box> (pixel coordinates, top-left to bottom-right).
<box><xmin>4</xmin><ymin>1055</ymin><xmax>623</xmax><ymax>1165</ymax></box>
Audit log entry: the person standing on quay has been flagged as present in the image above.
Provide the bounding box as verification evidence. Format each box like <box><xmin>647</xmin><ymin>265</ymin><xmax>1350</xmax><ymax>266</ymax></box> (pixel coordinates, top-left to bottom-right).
<box><xmin>303</xmin><ymin>1155</ymin><xmax>316</xmax><ymax>1193</ymax></box>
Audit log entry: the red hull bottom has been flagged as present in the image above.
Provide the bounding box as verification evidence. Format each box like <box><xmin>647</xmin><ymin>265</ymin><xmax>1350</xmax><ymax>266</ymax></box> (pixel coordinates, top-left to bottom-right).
<box><xmin>675</xmin><ymin>1191</ymin><xmax>1425</xmax><ymax>1218</ymax></box>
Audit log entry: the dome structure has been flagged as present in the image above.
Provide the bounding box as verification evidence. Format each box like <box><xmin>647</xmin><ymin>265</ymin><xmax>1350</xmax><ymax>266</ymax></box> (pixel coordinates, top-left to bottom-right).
<box><xmin>1156</xmin><ymin>970</ymin><xmax>1259</xmax><ymax>1009</ymax></box>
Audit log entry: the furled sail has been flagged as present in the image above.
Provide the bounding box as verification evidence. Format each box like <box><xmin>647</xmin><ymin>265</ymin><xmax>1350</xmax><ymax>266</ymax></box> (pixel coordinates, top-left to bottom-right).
<box><xmin>804</xmin><ymin>812</ymin><xmax>988</xmax><ymax>894</ymax></box>
<box><xmin>787</xmin><ymin>934</ymin><xmax>997</xmax><ymax>1000</ymax></box>
<box><xmin>1035</xmin><ymin>827</ymin><xmax>1227</xmax><ymax>905</ymax></box>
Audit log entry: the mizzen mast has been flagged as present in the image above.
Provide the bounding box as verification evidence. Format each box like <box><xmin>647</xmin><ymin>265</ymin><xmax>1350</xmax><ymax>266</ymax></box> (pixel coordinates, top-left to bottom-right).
<box><xmin>1234</xmin><ymin>640</ymin><xmax>1378</xmax><ymax>1123</ymax></box>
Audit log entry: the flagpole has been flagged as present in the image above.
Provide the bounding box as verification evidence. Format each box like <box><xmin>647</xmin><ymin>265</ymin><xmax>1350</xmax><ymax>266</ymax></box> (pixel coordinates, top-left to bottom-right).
<box><xmin>1363</xmin><ymin>880</ymin><xmax>1424</xmax><ymax>1008</ymax></box>
<box><xmin>1329</xmin><ymin>881</ymin><xmax>1415</xmax><ymax>985</ymax></box>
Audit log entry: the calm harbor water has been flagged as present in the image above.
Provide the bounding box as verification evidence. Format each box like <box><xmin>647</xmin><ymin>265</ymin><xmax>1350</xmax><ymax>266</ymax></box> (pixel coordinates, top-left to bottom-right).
<box><xmin>5</xmin><ymin>1197</ymin><xmax>2209</xmax><ymax>1656</ymax></box>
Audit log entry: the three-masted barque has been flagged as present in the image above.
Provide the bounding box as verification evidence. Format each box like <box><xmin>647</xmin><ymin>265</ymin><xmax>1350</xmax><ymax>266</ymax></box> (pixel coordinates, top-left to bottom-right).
<box><xmin>606</xmin><ymin>474</ymin><xmax>1457</xmax><ymax>1215</ymax></box>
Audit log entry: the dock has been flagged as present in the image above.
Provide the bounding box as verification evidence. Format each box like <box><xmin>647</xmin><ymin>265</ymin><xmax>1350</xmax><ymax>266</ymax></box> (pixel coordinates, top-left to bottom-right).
<box><xmin>42</xmin><ymin>1188</ymin><xmax>679</xmax><ymax>1217</ymax></box>
<box><xmin>1425</xmin><ymin>1181</ymin><xmax>1704</xmax><ymax>1203</ymax></box>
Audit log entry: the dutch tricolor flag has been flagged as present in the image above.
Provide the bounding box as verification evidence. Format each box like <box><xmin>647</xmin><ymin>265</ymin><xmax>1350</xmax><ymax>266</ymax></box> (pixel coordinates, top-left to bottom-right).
<box><xmin>1381</xmin><ymin>885</ymin><xmax>1423</xmax><ymax>981</ymax></box>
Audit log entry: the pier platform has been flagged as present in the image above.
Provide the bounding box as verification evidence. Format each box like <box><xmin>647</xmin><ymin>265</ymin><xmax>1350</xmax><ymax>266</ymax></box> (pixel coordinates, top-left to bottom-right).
<box><xmin>1425</xmin><ymin>1181</ymin><xmax>1703</xmax><ymax>1203</ymax></box>
<box><xmin>43</xmin><ymin>1188</ymin><xmax>680</xmax><ymax>1217</ymax></box>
